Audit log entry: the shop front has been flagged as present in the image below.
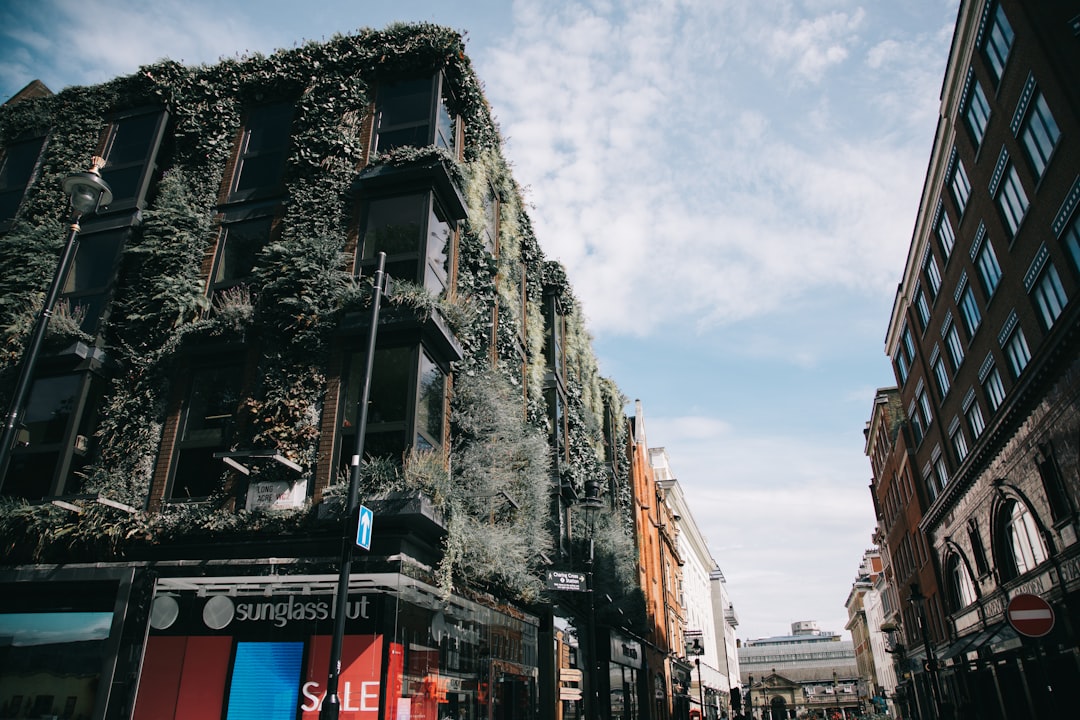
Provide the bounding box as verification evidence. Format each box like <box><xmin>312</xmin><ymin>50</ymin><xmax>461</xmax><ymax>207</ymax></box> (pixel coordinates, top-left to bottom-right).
<box><xmin>132</xmin><ymin>571</ymin><xmax>540</xmax><ymax>720</ymax></box>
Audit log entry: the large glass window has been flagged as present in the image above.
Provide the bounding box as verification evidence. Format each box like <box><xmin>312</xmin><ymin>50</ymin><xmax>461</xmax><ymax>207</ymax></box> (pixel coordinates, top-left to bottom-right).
<box><xmin>951</xmin><ymin>422</ymin><xmax>969</xmax><ymax>463</ymax></box>
<box><xmin>909</xmin><ymin>403</ymin><xmax>924</xmax><ymax>446</ymax></box>
<box><xmin>1</xmin><ymin>373</ymin><xmax>100</xmax><ymax>500</ymax></box>
<box><xmin>895</xmin><ymin>325</ymin><xmax>915</xmax><ymax>385</ymax></box>
<box><xmin>211</xmin><ymin>216</ymin><xmax>273</xmax><ymax>294</ymax></box>
<box><xmin>1003</xmin><ymin>499</ymin><xmax>1047</xmax><ymax>576</ymax></box>
<box><xmin>1031</xmin><ymin>262</ymin><xmax>1067</xmax><ymax>330</ymax></box>
<box><xmin>950</xmin><ymin>157</ymin><xmax>971</xmax><ymax>216</ymax></box>
<box><xmin>61</xmin><ymin>229</ymin><xmax>125</xmax><ymax>334</ymax></box>
<box><xmin>948</xmin><ymin>555</ymin><xmax>977</xmax><ymax>610</ymax></box>
<box><xmin>997</xmin><ymin>165</ymin><xmax>1028</xmax><ymax>237</ymax></box>
<box><xmin>984</xmin><ymin>4</ymin><xmax>1014</xmax><ymax>84</ymax></box>
<box><xmin>965</xmin><ymin>80</ymin><xmax>991</xmax><ymax>147</ymax></box>
<box><xmin>373</xmin><ymin>75</ymin><xmax>457</xmax><ymax>156</ymax></box>
<box><xmin>1021</xmin><ymin>92</ymin><xmax>1060</xmax><ymax>180</ymax></box>
<box><xmin>415</xmin><ymin>351</ymin><xmax>446</xmax><ymax>451</ymax></box>
<box><xmin>959</xmin><ymin>283</ymin><xmax>982</xmax><ymax>337</ymax></box>
<box><xmin>976</xmin><ymin>240</ymin><xmax>1002</xmax><ymax>296</ymax></box>
<box><xmin>0</xmin><ymin>136</ymin><xmax>46</xmax><ymax>227</ymax></box>
<box><xmin>358</xmin><ymin>192</ymin><xmax>454</xmax><ymax>296</ymax></box>
<box><xmin>933</xmin><ymin>355</ymin><xmax>951</xmax><ymax>399</ymax></box>
<box><xmin>914</xmin><ymin>288</ymin><xmax>931</xmax><ymax>329</ymax></box>
<box><xmin>229</xmin><ymin>103</ymin><xmax>294</xmax><ymax>201</ymax></box>
<box><xmin>1066</xmin><ymin>215</ymin><xmax>1080</xmax><ymax>274</ymax></box>
<box><xmin>917</xmin><ymin>387</ymin><xmax>933</xmax><ymax>431</ymax></box>
<box><xmin>100</xmin><ymin>110</ymin><xmax>167</xmax><ymax>209</ymax></box>
<box><xmin>170</xmin><ymin>364</ymin><xmax>244</xmax><ymax>500</ymax></box>
<box><xmin>1003</xmin><ymin>327</ymin><xmax>1031</xmax><ymax>379</ymax></box>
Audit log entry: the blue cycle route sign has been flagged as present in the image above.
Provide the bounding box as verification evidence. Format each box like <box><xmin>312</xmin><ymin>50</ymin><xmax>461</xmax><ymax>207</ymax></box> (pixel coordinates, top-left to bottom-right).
<box><xmin>355</xmin><ymin>504</ymin><xmax>374</xmax><ymax>550</ymax></box>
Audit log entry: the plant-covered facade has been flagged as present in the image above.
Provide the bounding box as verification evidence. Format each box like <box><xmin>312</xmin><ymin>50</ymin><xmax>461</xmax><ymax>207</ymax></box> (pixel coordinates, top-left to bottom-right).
<box><xmin>0</xmin><ymin>24</ymin><xmax>651</xmax><ymax>720</ymax></box>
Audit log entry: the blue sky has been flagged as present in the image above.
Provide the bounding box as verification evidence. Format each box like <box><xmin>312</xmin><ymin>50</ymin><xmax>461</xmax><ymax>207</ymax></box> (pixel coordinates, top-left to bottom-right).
<box><xmin>1</xmin><ymin>0</ymin><xmax>959</xmax><ymax>641</ymax></box>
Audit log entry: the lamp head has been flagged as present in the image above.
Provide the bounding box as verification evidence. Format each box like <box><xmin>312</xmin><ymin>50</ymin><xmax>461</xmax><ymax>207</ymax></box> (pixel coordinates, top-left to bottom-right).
<box><xmin>62</xmin><ymin>156</ymin><xmax>113</xmax><ymax>215</ymax></box>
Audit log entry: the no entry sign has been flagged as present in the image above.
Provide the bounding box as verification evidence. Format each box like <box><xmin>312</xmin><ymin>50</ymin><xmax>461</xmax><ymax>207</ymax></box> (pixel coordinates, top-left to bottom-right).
<box><xmin>1006</xmin><ymin>593</ymin><xmax>1055</xmax><ymax>638</ymax></box>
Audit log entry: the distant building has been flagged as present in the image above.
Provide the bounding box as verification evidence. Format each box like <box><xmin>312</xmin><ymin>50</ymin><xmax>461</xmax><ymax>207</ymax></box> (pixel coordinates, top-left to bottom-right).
<box><xmin>738</xmin><ymin>622</ymin><xmax>858</xmax><ymax>719</ymax></box>
<box><xmin>844</xmin><ymin>549</ymin><xmax>893</xmax><ymax>715</ymax></box>
<box><xmin>875</xmin><ymin>0</ymin><xmax>1080</xmax><ymax>718</ymax></box>
<box><xmin>653</xmin><ymin>447</ymin><xmax>741</xmax><ymax>719</ymax></box>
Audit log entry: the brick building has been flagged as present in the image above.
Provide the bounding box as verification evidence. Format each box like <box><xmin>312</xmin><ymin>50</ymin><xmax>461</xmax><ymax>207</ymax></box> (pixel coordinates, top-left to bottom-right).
<box><xmin>875</xmin><ymin>1</ymin><xmax>1080</xmax><ymax>718</ymax></box>
<box><xmin>0</xmin><ymin>24</ymin><xmax>654</xmax><ymax>720</ymax></box>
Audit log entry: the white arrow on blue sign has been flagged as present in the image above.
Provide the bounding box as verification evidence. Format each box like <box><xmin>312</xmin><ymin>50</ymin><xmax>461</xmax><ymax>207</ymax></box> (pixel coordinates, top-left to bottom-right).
<box><xmin>355</xmin><ymin>504</ymin><xmax>373</xmax><ymax>550</ymax></box>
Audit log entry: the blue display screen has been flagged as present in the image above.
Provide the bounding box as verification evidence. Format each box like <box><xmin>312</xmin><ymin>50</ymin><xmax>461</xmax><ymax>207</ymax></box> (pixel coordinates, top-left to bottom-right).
<box><xmin>226</xmin><ymin>641</ymin><xmax>304</xmax><ymax>720</ymax></box>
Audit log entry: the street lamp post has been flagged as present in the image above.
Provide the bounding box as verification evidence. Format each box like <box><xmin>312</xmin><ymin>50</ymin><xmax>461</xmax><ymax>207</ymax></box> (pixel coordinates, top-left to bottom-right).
<box><xmin>909</xmin><ymin>584</ymin><xmax>944</xmax><ymax>720</ymax></box>
<box><xmin>582</xmin><ymin>478</ymin><xmax>603</xmax><ymax>720</ymax></box>
<box><xmin>0</xmin><ymin>157</ymin><xmax>113</xmax><ymax>483</ymax></box>
<box><xmin>320</xmin><ymin>253</ymin><xmax>388</xmax><ymax>720</ymax></box>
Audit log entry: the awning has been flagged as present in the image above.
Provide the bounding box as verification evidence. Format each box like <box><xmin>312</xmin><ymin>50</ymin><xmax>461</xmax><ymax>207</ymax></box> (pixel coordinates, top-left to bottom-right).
<box><xmin>941</xmin><ymin>622</ymin><xmax>1021</xmax><ymax>663</ymax></box>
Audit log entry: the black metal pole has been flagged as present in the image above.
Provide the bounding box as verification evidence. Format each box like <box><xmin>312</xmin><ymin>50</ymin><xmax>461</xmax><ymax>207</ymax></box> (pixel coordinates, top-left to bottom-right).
<box><xmin>0</xmin><ymin>214</ymin><xmax>84</xmax><ymax>482</ymax></box>
<box><xmin>696</xmin><ymin>658</ymin><xmax>705</xmax><ymax>719</ymax></box>
<box><xmin>321</xmin><ymin>253</ymin><xmax>386</xmax><ymax>720</ymax></box>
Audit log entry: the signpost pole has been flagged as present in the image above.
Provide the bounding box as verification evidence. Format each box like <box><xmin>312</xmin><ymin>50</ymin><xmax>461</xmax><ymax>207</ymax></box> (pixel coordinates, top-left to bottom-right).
<box><xmin>321</xmin><ymin>253</ymin><xmax>386</xmax><ymax>720</ymax></box>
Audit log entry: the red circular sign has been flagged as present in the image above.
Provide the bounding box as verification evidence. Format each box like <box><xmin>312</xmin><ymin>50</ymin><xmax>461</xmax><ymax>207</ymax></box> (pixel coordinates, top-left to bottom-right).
<box><xmin>1007</xmin><ymin>593</ymin><xmax>1055</xmax><ymax>638</ymax></box>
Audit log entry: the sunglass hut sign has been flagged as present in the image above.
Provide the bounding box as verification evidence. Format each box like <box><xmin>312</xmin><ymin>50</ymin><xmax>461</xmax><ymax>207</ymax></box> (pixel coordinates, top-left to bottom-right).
<box><xmin>200</xmin><ymin>593</ymin><xmax>375</xmax><ymax>630</ymax></box>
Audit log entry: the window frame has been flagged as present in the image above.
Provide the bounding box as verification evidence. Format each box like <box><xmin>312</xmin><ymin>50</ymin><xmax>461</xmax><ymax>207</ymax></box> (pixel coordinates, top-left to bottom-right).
<box><xmin>0</xmin><ymin>135</ymin><xmax>48</xmax><ymax>231</ymax></box>
<box><xmin>976</xmin><ymin>240</ymin><xmax>1003</xmax><ymax>297</ymax></box>
<box><xmin>965</xmin><ymin>79</ymin><xmax>991</xmax><ymax>148</ymax></box>
<box><xmin>996</xmin><ymin>164</ymin><xmax>1029</xmax><ymax>238</ymax></box>
<box><xmin>227</xmin><ymin>102</ymin><xmax>295</xmax><ymax>203</ymax></box>
<box><xmin>372</xmin><ymin>73</ymin><xmax>460</xmax><ymax>158</ymax></box>
<box><xmin>983</xmin><ymin>4</ymin><xmax>1014</xmax><ymax>84</ymax></box>
<box><xmin>1002</xmin><ymin>326</ymin><xmax>1031</xmax><ymax>379</ymax></box>
<box><xmin>1030</xmin><ymin>261</ymin><xmax>1067</xmax><ymax>331</ymax></box>
<box><xmin>1020</xmin><ymin>91</ymin><xmax>1060</xmax><ymax>181</ymax></box>
<box><xmin>950</xmin><ymin>156</ymin><xmax>971</xmax><ymax>216</ymax></box>
<box><xmin>958</xmin><ymin>282</ymin><xmax>982</xmax><ymax>337</ymax></box>
<box><xmin>98</xmin><ymin>107</ymin><xmax>169</xmax><ymax>211</ymax></box>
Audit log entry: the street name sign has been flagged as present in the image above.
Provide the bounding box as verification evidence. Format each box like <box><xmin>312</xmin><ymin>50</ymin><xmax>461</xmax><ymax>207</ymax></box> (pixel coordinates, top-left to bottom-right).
<box><xmin>355</xmin><ymin>504</ymin><xmax>373</xmax><ymax>550</ymax></box>
<box><xmin>1006</xmin><ymin>593</ymin><xmax>1054</xmax><ymax>638</ymax></box>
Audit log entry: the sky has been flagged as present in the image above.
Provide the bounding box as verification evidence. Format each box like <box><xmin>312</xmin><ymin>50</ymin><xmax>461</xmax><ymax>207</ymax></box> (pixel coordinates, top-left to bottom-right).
<box><xmin>0</xmin><ymin>0</ymin><xmax>960</xmax><ymax>642</ymax></box>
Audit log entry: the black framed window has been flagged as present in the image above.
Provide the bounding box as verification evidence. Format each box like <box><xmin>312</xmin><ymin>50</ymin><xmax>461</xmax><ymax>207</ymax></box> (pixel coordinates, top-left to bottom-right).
<box><xmin>947</xmin><ymin>554</ymin><xmax>977</xmax><ymax>610</ymax></box>
<box><xmin>61</xmin><ymin>229</ymin><xmax>125</xmax><ymax>335</ymax></box>
<box><xmin>949</xmin><ymin>156</ymin><xmax>971</xmax><ymax>216</ymax></box>
<box><xmin>373</xmin><ymin>75</ymin><xmax>458</xmax><ymax>156</ymax></box>
<box><xmin>937</xmin><ymin>213</ymin><xmax>956</xmax><ymax>260</ymax></box>
<box><xmin>996</xmin><ymin>164</ymin><xmax>1029</xmax><ymax>238</ymax></box>
<box><xmin>169</xmin><ymin>364</ymin><xmax>244</xmax><ymax>500</ymax></box>
<box><xmin>976</xmin><ymin>240</ymin><xmax>1002</xmax><ymax>296</ymax></box>
<box><xmin>210</xmin><ymin>215</ymin><xmax>273</xmax><ymax>295</ymax></box>
<box><xmin>357</xmin><ymin>191</ymin><xmax>455</xmax><ymax>296</ymax></box>
<box><xmin>0</xmin><ymin>372</ymin><xmax>102</xmax><ymax>500</ymax></box>
<box><xmin>229</xmin><ymin>103</ymin><xmax>294</xmax><ymax>202</ymax></box>
<box><xmin>997</xmin><ymin>499</ymin><xmax>1047</xmax><ymax>578</ymax></box>
<box><xmin>0</xmin><ymin>136</ymin><xmax>46</xmax><ymax>229</ymax></box>
<box><xmin>964</xmin><ymin>78</ymin><xmax>991</xmax><ymax>147</ymax></box>
<box><xmin>1020</xmin><ymin>92</ymin><xmax>1060</xmax><ymax>181</ymax></box>
<box><xmin>99</xmin><ymin>109</ymin><xmax>167</xmax><ymax>210</ymax></box>
<box><xmin>983</xmin><ymin>4</ymin><xmax>1014</xmax><ymax>84</ymax></box>
<box><xmin>958</xmin><ymin>282</ymin><xmax>982</xmax><ymax>337</ymax></box>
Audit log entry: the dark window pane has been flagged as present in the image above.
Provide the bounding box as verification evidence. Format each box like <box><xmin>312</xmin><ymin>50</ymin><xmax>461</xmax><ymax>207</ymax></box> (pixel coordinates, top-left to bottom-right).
<box><xmin>171</xmin><ymin>365</ymin><xmax>243</xmax><ymax>499</ymax></box>
<box><xmin>101</xmin><ymin>112</ymin><xmax>164</xmax><ymax>206</ymax></box>
<box><xmin>233</xmin><ymin>151</ymin><xmax>287</xmax><ymax>195</ymax></box>
<box><xmin>24</xmin><ymin>375</ymin><xmax>80</xmax><ymax>445</ymax></box>
<box><xmin>213</xmin><ymin>217</ymin><xmax>272</xmax><ymax>287</ymax></box>
<box><xmin>0</xmin><ymin>137</ymin><xmax>46</xmax><ymax>222</ymax></box>
<box><xmin>230</xmin><ymin>103</ymin><xmax>293</xmax><ymax>199</ymax></box>
<box><xmin>416</xmin><ymin>352</ymin><xmax>445</xmax><ymax>446</ymax></box>
<box><xmin>425</xmin><ymin>202</ymin><xmax>450</xmax><ymax>292</ymax></box>
<box><xmin>362</xmin><ymin>195</ymin><xmax>426</xmax><ymax>259</ymax></box>
<box><xmin>65</xmin><ymin>232</ymin><xmax>124</xmax><ymax>294</ymax></box>
<box><xmin>2</xmin><ymin>451</ymin><xmax>60</xmax><ymax>500</ymax></box>
<box><xmin>375</xmin><ymin>78</ymin><xmax>434</xmax><ymax>153</ymax></box>
<box><xmin>171</xmin><ymin>446</ymin><xmax>222</xmax><ymax>499</ymax></box>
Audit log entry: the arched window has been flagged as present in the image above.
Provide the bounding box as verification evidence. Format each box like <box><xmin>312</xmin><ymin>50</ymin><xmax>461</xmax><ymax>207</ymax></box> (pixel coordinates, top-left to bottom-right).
<box><xmin>998</xmin><ymin>498</ymin><xmax>1048</xmax><ymax>578</ymax></box>
<box><xmin>947</xmin><ymin>554</ymin><xmax>977</xmax><ymax>610</ymax></box>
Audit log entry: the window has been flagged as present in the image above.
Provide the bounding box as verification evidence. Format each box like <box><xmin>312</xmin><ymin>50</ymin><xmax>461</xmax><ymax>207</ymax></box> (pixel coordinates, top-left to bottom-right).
<box><xmin>894</xmin><ymin>325</ymin><xmax>915</xmax><ymax>385</ymax></box>
<box><xmin>229</xmin><ymin>103</ymin><xmax>293</xmax><ymax>201</ymax></box>
<box><xmin>984</xmin><ymin>4</ymin><xmax>1014</xmax><ymax>83</ymax></box>
<box><xmin>415</xmin><ymin>350</ymin><xmax>446</xmax><ymax>451</ymax></box>
<box><xmin>976</xmin><ymin>239</ymin><xmax>1002</xmax><ymax>296</ymax></box>
<box><xmin>947</xmin><ymin>555</ymin><xmax>977</xmax><ymax>610</ymax></box>
<box><xmin>917</xmin><ymin>385</ymin><xmax>933</xmax><ymax>431</ymax></box>
<box><xmin>937</xmin><ymin>214</ymin><xmax>956</xmax><ymax>259</ymax></box>
<box><xmin>1066</xmin><ymin>214</ymin><xmax>1080</xmax><ymax>273</ymax></box>
<box><xmin>357</xmin><ymin>192</ymin><xmax>455</xmax><ymax>296</ymax></box>
<box><xmin>933</xmin><ymin>450</ymin><xmax>950</xmax><ymax>489</ymax></box>
<box><xmin>1030</xmin><ymin>262</ymin><xmax>1067</xmax><ymax>330</ymax></box>
<box><xmin>925</xmin><ymin>254</ymin><xmax>942</xmax><ymax>300</ymax></box>
<box><xmin>170</xmin><ymin>364</ymin><xmax>244</xmax><ymax>500</ymax></box>
<box><xmin>0</xmin><ymin>373</ymin><xmax>103</xmax><ymax>500</ymax></box>
<box><xmin>968</xmin><ymin>522</ymin><xmax>990</xmax><ymax>576</ymax></box>
<box><xmin>950</xmin><ymin>422</ymin><xmax>969</xmax><ymax>462</ymax></box>
<box><xmin>915</xmin><ymin>288</ymin><xmax>931</xmax><ymax>329</ymax></box>
<box><xmin>1001</xmin><ymin>499</ymin><xmax>1047</xmax><ymax>577</ymax></box>
<box><xmin>0</xmin><ymin>136</ymin><xmax>46</xmax><ymax>227</ymax></box>
<box><xmin>909</xmin><ymin>402</ymin><xmax>924</xmax><ymax>446</ymax></box>
<box><xmin>60</xmin><ymin>229</ymin><xmax>125</xmax><ymax>335</ymax></box>
<box><xmin>100</xmin><ymin>109</ymin><xmax>167</xmax><ymax>209</ymax></box>
<box><xmin>210</xmin><ymin>216</ymin><xmax>273</xmax><ymax>295</ymax></box>
<box><xmin>340</xmin><ymin>346</ymin><xmax>410</xmax><ymax>467</ymax></box>
<box><xmin>1021</xmin><ymin>92</ymin><xmax>1060</xmax><ymax>180</ymax></box>
<box><xmin>373</xmin><ymin>75</ymin><xmax>457</xmax><ymax>156</ymax></box>
<box><xmin>965</xmin><ymin>398</ymin><xmax>986</xmax><ymax>438</ymax></box>
<box><xmin>944</xmin><ymin>323</ymin><xmax>965</xmax><ymax>371</ymax></box>
<box><xmin>997</xmin><ymin>165</ymin><xmax>1029</xmax><ymax>237</ymax></box>
<box><xmin>950</xmin><ymin>157</ymin><xmax>971</xmax><ymax>215</ymax></box>
<box><xmin>1003</xmin><ymin>326</ymin><xmax>1031</xmax><ymax>379</ymax></box>
<box><xmin>1036</xmin><ymin>443</ymin><xmax>1072</xmax><ymax>522</ymax></box>
<box><xmin>958</xmin><ymin>283</ymin><xmax>982</xmax><ymax>337</ymax></box>
<box><xmin>933</xmin><ymin>354</ymin><xmax>951</xmax><ymax>398</ymax></box>
<box><xmin>965</xmin><ymin>80</ymin><xmax>991</xmax><ymax>147</ymax></box>
<box><xmin>983</xmin><ymin>365</ymin><xmax>1006</xmax><ymax>411</ymax></box>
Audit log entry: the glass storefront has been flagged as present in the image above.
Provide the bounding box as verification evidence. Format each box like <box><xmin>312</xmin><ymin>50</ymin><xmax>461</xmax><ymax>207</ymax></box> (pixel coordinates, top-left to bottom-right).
<box><xmin>133</xmin><ymin>574</ymin><xmax>539</xmax><ymax>720</ymax></box>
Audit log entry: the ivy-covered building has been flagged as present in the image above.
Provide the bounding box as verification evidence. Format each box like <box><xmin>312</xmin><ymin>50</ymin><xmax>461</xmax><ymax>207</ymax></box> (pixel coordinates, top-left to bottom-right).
<box><xmin>0</xmin><ymin>24</ymin><xmax>657</xmax><ymax>720</ymax></box>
